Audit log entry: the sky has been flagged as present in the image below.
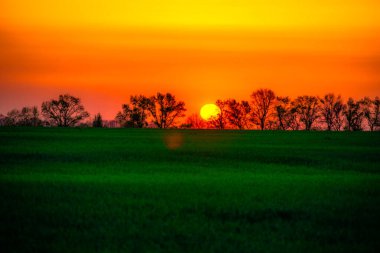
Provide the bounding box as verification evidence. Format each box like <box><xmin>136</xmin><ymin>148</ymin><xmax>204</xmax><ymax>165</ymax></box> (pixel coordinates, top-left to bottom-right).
<box><xmin>1</xmin><ymin>0</ymin><xmax>380</xmax><ymax>119</ymax></box>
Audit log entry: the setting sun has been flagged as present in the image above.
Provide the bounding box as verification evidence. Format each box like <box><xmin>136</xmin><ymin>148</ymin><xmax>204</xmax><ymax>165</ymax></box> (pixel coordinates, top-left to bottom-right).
<box><xmin>200</xmin><ymin>104</ymin><xmax>221</xmax><ymax>121</ymax></box>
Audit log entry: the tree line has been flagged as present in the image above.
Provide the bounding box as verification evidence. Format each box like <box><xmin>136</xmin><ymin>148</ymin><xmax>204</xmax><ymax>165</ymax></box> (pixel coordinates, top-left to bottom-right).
<box><xmin>190</xmin><ymin>90</ymin><xmax>379</xmax><ymax>131</ymax></box>
<box><xmin>0</xmin><ymin>90</ymin><xmax>379</xmax><ymax>131</ymax></box>
<box><xmin>0</xmin><ymin>94</ymin><xmax>90</xmax><ymax>127</ymax></box>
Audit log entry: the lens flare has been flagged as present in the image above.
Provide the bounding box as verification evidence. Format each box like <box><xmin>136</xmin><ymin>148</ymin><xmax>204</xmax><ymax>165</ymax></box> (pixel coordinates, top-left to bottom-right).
<box><xmin>164</xmin><ymin>132</ymin><xmax>184</xmax><ymax>150</ymax></box>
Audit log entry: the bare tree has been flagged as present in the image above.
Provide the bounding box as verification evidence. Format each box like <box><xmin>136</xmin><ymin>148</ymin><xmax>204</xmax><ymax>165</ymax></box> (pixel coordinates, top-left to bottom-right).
<box><xmin>144</xmin><ymin>92</ymin><xmax>186</xmax><ymax>128</ymax></box>
<box><xmin>184</xmin><ymin>113</ymin><xmax>206</xmax><ymax>129</ymax></box>
<box><xmin>361</xmin><ymin>96</ymin><xmax>380</xmax><ymax>131</ymax></box>
<box><xmin>288</xmin><ymin>106</ymin><xmax>302</xmax><ymax>130</ymax></box>
<box><xmin>5</xmin><ymin>109</ymin><xmax>20</xmax><ymax>126</ymax></box>
<box><xmin>275</xmin><ymin>96</ymin><xmax>292</xmax><ymax>130</ymax></box>
<box><xmin>21</xmin><ymin>106</ymin><xmax>41</xmax><ymax>126</ymax></box>
<box><xmin>250</xmin><ymin>88</ymin><xmax>276</xmax><ymax>130</ymax></box>
<box><xmin>344</xmin><ymin>98</ymin><xmax>364</xmax><ymax>131</ymax></box>
<box><xmin>41</xmin><ymin>94</ymin><xmax>89</xmax><ymax>127</ymax></box>
<box><xmin>209</xmin><ymin>99</ymin><xmax>228</xmax><ymax>129</ymax></box>
<box><xmin>293</xmin><ymin>96</ymin><xmax>320</xmax><ymax>131</ymax></box>
<box><xmin>116</xmin><ymin>95</ymin><xmax>148</xmax><ymax>128</ymax></box>
<box><xmin>320</xmin><ymin>93</ymin><xmax>345</xmax><ymax>131</ymax></box>
<box><xmin>332</xmin><ymin>99</ymin><xmax>346</xmax><ymax>131</ymax></box>
<box><xmin>274</xmin><ymin>97</ymin><xmax>302</xmax><ymax>130</ymax></box>
<box><xmin>4</xmin><ymin>106</ymin><xmax>41</xmax><ymax>126</ymax></box>
<box><xmin>225</xmin><ymin>99</ymin><xmax>251</xmax><ymax>129</ymax></box>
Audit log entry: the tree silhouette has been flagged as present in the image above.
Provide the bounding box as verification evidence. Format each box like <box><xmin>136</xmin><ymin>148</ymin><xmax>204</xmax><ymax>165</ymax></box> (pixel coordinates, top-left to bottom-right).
<box><xmin>41</xmin><ymin>94</ymin><xmax>89</xmax><ymax>127</ymax></box>
<box><xmin>225</xmin><ymin>99</ymin><xmax>251</xmax><ymax>129</ymax></box>
<box><xmin>344</xmin><ymin>98</ymin><xmax>364</xmax><ymax>131</ymax></box>
<box><xmin>5</xmin><ymin>106</ymin><xmax>41</xmax><ymax>126</ymax></box>
<box><xmin>116</xmin><ymin>95</ymin><xmax>148</xmax><ymax>128</ymax></box>
<box><xmin>5</xmin><ymin>109</ymin><xmax>20</xmax><ymax>126</ymax></box>
<box><xmin>250</xmin><ymin>89</ymin><xmax>276</xmax><ymax>130</ymax></box>
<box><xmin>184</xmin><ymin>113</ymin><xmax>206</xmax><ymax>129</ymax></box>
<box><xmin>92</xmin><ymin>113</ymin><xmax>103</xmax><ymax>128</ymax></box>
<box><xmin>208</xmin><ymin>99</ymin><xmax>228</xmax><ymax>129</ymax></box>
<box><xmin>320</xmin><ymin>94</ymin><xmax>345</xmax><ymax>131</ymax></box>
<box><xmin>288</xmin><ymin>107</ymin><xmax>302</xmax><ymax>130</ymax></box>
<box><xmin>360</xmin><ymin>96</ymin><xmax>380</xmax><ymax>131</ymax></box>
<box><xmin>3</xmin><ymin>87</ymin><xmax>379</xmax><ymax>131</ymax></box>
<box><xmin>144</xmin><ymin>92</ymin><xmax>186</xmax><ymax>128</ymax></box>
<box><xmin>30</xmin><ymin>106</ymin><xmax>41</xmax><ymax>127</ymax></box>
<box><xmin>274</xmin><ymin>96</ymin><xmax>302</xmax><ymax>130</ymax></box>
<box><xmin>275</xmin><ymin>96</ymin><xmax>292</xmax><ymax>130</ymax></box>
<box><xmin>293</xmin><ymin>96</ymin><xmax>320</xmax><ymax>131</ymax></box>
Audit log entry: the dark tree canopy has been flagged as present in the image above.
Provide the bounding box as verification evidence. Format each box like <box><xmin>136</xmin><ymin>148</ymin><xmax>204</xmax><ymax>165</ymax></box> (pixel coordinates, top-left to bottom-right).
<box><xmin>116</xmin><ymin>95</ymin><xmax>148</xmax><ymax>128</ymax></box>
<box><xmin>209</xmin><ymin>99</ymin><xmax>228</xmax><ymax>129</ymax></box>
<box><xmin>293</xmin><ymin>95</ymin><xmax>320</xmax><ymax>131</ymax></box>
<box><xmin>251</xmin><ymin>89</ymin><xmax>276</xmax><ymax>130</ymax></box>
<box><xmin>225</xmin><ymin>99</ymin><xmax>251</xmax><ymax>130</ymax></box>
<box><xmin>361</xmin><ymin>96</ymin><xmax>380</xmax><ymax>131</ymax></box>
<box><xmin>116</xmin><ymin>93</ymin><xmax>186</xmax><ymax>128</ymax></box>
<box><xmin>320</xmin><ymin>94</ymin><xmax>345</xmax><ymax>131</ymax></box>
<box><xmin>144</xmin><ymin>92</ymin><xmax>186</xmax><ymax>128</ymax></box>
<box><xmin>344</xmin><ymin>98</ymin><xmax>364</xmax><ymax>131</ymax></box>
<box><xmin>41</xmin><ymin>94</ymin><xmax>89</xmax><ymax>127</ymax></box>
<box><xmin>275</xmin><ymin>96</ymin><xmax>295</xmax><ymax>130</ymax></box>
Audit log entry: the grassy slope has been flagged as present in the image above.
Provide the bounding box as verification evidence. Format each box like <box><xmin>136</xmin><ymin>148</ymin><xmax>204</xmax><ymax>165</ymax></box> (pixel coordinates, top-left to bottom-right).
<box><xmin>1</xmin><ymin>128</ymin><xmax>379</xmax><ymax>252</ymax></box>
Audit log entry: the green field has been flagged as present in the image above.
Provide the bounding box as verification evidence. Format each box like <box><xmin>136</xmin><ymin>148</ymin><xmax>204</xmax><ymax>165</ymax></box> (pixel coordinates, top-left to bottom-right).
<box><xmin>1</xmin><ymin>128</ymin><xmax>380</xmax><ymax>252</ymax></box>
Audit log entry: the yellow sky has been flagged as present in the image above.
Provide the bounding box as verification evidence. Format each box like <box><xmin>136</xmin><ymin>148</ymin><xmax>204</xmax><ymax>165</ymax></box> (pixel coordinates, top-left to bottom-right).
<box><xmin>1</xmin><ymin>0</ymin><xmax>379</xmax><ymax>119</ymax></box>
<box><xmin>2</xmin><ymin>0</ymin><xmax>380</xmax><ymax>30</ymax></box>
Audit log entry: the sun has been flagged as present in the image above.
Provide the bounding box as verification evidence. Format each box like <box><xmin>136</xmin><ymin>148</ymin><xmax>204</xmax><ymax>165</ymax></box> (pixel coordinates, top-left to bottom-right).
<box><xmin>200</xmin><ymin>104</ymin><xmax>221</xmax><ymax>121</ymax></box>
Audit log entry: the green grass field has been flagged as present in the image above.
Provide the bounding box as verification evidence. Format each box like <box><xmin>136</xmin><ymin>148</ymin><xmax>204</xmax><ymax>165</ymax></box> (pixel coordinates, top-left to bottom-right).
<box><xmin>1</xmin><ymin>128</ymin><xmax>380</xmax><ymax>252</ymax></box>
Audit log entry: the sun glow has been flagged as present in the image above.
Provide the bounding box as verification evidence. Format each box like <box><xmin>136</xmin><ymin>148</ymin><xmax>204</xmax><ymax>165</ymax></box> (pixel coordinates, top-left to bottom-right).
<box><xmin>200</xmin><ymin>104</ymin><xmax>220</xmax><ymax>121</ymax></box>
<box><xmin>1</xmin><ymin>1</ymin><xmax>380</xmax><ymax>118</ymax></box>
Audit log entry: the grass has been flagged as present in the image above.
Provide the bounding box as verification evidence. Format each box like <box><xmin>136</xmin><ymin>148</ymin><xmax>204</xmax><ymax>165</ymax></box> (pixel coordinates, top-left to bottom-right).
<box><xmin>1</xmin><ymin>128</ymin><xmax>379</xmax><ymax>252</ymax></box>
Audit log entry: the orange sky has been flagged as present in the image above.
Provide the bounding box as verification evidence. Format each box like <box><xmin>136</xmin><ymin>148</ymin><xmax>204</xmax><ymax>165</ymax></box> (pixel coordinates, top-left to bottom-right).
<box><xmin>1</xmin><ymin>0</ymin><xmax>380</xmax><ymax>119</ymax></box>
